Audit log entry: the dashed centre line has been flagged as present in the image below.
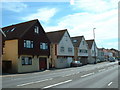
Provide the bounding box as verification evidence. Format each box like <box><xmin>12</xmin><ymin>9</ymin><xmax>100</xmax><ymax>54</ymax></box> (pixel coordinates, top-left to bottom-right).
<box><xmin>81</xmin><ymin>72</ymin><xmax>94</xmax><ymax>78</ymax></box>
<box><xmin>108</xmin><ymin>82</ymin><xmax>113</xmax><ymax>86</ymax></box>
<box><xmin>17</xmin><ymin>78</ymin><xmax>53</xmax><ymax>87</ymax></box>
<box><xmin>43</xmin><ymin>79</ymin><xmax>72</xmax><ymax>89</ymax></box>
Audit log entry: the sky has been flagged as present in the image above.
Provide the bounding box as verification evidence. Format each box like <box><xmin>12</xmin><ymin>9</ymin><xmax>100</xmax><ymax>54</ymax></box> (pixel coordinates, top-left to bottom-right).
<box><xmin>1</xmin><ymin>0</ymin><xmax>119</xmax><ymax>50</ymax></box>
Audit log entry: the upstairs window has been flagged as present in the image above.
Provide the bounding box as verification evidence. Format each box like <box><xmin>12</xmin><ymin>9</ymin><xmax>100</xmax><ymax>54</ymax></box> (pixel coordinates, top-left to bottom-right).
<box><xmin>24</xmin><ymin>40</ymin><xmax>33</xmax><ymax>48</ymax></box>
<box><xmin>40</xmin><ymin>43</ymin><xmax>48</xmax><ymax>50</ymax></box>
<box><xmin>79</xmin><ymin>49</ymin><xmax>88</xmax><ymax>53</ymax></box>
<box><xmin>60</xmin><ymin>47</ymin><xmax>64</xmax><ymax>52</ymax></box>
<box><xmin>34</xmin><ymin>26</ymin><xmax>39</xmax><ymax>34</ymax></box>
<box><xmin>68</xmin><ymin>48</ymin><xmax>72</xmax><ymax>52</ymax></box>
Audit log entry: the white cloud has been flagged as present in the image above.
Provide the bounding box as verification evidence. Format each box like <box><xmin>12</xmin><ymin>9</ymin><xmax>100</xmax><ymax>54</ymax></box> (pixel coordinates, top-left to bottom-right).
<box><xmin>21</xmin><ymin>8</ymin><xmax>58</xmax><ymax>23</ymax></box>
<box><xmin>44</xmin><ymin>0</ymin><xmax>118</xmax><ymax>49</ymax></box>
<box><xmin>72</xmin><ymin>0</ymin><xmax>119</xmax><ymax>13</ymax></box>
<box><xmin>2</xmin><ymin>2</ymin><xmax>27</xmax><ymax>12</ymax></box>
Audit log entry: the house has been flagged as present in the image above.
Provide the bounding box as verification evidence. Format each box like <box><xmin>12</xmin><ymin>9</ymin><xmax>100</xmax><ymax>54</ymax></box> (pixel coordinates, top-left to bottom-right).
<box><xmin>47</xmin><ymin>29</ymin><xmax>74</xmax><ymax>68</ymax></box>
<box><xmin>2</xmin><ymin>19</ymin><xmax>50</xmax><ymax>73</ymax></box>
<box><xmin>71</xmin><ymin>36</ymin><xmax>88</xmax><ymax>65</ymax></box>
<box><xmin>86</xmin><ymin>39</ymin><xmax>98</xmax><ymax>64</ymax></box>
<box><xmin>0</xmin><ymin>28</ymin><xmax>6</xmax><ymax>74</ymax></box>
<box><xmin>98</xmin><ymin>48</ymin><xmax>105</xmax><ymax>62</ymax></box>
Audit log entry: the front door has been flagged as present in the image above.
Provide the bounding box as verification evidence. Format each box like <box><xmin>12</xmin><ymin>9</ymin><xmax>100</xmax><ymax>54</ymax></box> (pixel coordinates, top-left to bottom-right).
<box><xmin>39</xmin><ymin>57</ymin><xmax>47</xmax><ymax>70</ymax></box>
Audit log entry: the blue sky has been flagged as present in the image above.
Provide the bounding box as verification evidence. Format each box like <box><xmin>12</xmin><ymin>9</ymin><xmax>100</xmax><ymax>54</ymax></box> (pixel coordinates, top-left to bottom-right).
<box><xmin>1</xmin><ymin>0</ymin><xmax>119</xmax><ymax>50</ymax></box>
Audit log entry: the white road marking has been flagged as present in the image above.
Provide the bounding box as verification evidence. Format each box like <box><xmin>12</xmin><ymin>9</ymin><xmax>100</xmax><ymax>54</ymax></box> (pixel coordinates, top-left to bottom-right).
<box><xmin>108</xmin><ymin>82</ymin><xmax>113</xmax><ymax>86</ymax></box>
<box><xmin>81</xmin><ymin>72</ymin><xmax>94</xmax><ymax>78</ymax></box>
<box><xmin>17</xmin><ymin>78</ymin><xmax>53</xmax><ymax>87</ymax></box>
<box><xmin>98</xmin><ymin>69</ymin><xmax>106</xmax><ymax>72</ymax></box>
<box><xmin>43</xmin><ymin>80</ymin><xmax>72</xmax><ymax>89</ymax></box>
<box><xmin>62</xmin><ymin>74</ymin><xmax>72</xmax><ymax>77</ymax></box>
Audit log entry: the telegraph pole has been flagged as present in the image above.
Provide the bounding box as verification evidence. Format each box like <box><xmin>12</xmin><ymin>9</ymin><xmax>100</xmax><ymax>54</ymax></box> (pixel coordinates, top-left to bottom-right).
<box><xmin>93</xmin><ymin>28</ymin><xmax>96</xmax><ymax>64</ymax></box>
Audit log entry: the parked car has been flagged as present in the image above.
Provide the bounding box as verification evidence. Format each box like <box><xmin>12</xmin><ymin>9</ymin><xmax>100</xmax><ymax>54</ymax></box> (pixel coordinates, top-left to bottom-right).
<box><xmin>96</xmin><ymin>59</ymin><xmax>101</xmax><ymax>63</ymax></box>
<box><xmin>109</xmin><ymin>57</ymin><xmax>116</xmax><ymax>62</ymax></box>
<box><xmin>119</xmin><ymin>60</ymin><xmax>120</xmax><ymax>65</ymax></box>
<box><xmin>71</xmin><ymin>61</ymin><xmax>82</xmax><ymax>67</ymax></box>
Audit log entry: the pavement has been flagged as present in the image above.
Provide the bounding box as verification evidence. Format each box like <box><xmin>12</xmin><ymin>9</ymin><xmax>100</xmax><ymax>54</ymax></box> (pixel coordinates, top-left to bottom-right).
<box><xmin>1</xmin><ymin>61</ymin><xmax>119</xmax><ymax>89</ymax></box>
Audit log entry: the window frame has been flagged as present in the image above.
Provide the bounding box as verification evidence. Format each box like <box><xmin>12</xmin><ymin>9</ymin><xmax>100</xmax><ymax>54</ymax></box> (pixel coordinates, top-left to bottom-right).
<box><xmin>34</xmin><ymin>26</ymin><xmax>39</xmax><ymax>34</ymax></box>
<box><xmin>24</xmin><ymin>40</ymin><xmax>33</xmax><ymax>48</ymax></box>
<box><xmin>60</xmin><ymin>47</ymin><xmax>64</xmax><ymax>52</ymax></box>
<box><xmin>40</xmin><ymin>42</ymin><xmax>48</xmax><ymax>50</ymax></box>
<box><xmin>68</xmin><ymin>47</ymin><xmax>72</xmax><ymax>52</ymax></box>
<box><xmin>21</xmin><ymin>56</ymin><xmax>32</xmax><ymax>65</ymax></box>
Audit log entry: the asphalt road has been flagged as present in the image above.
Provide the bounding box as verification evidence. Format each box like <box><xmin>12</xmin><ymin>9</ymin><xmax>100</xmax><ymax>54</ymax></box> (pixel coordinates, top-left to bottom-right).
<box><xmin>1</xmin><ymin>61</ymin><xmax>119</xmax><ymax>89</ymax></box>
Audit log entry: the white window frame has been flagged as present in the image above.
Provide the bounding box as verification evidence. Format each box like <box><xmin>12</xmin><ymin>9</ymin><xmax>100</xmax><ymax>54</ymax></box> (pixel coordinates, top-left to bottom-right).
<box><xmin>60</xmin><ymin>47</ymin><xmax>64</xmax><ymax>52</ymax></box>
<box><xmin>24</xmin><ymin>40</ymin><xmax>33</xmax><ymax>48</ymax></box>
<box><xmin>22</xmin><ymin>56</ymin><xmax>32</xmax><ymax>65</ymax></box>
<box><xmin>40</xmin><ymin>43</ymin><xmax>48</xmax><ymax>50</ymax></box>
<box><xmin>68</xmin><ymin>47</ymin><xmax>72</xmax><ymax>52</ymax></box>
<box><xmin>34</xmin><ymin>26</ymin><xmax>39</xmax><ymax>34</ymax></box>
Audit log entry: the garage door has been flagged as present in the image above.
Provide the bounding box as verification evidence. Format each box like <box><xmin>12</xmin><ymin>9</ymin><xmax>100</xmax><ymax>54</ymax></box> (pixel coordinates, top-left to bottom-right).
<box><xmin>39</xmin><ymin>58</ymin><xmax>47</xmax><ymax>70</ymax></box>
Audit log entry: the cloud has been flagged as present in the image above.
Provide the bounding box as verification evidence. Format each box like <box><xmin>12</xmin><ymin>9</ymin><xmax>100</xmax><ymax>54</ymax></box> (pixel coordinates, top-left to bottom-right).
<box><xmin>2</xmin><ymin>2</ymin><xmax>27</xmax><ymax>12</ymax></box>
<box><xmin>44</xmin><ymin>0</ymin><xmax>118</xmax><ymax>49</ymax></box>
<box><xmin>21</xmin><ymin>8</ymin><xmax>58</xmax><ymax>23</ymax></box>
<box><xmin>46</xmin><ymin>9</ymin><xmax>117</xmax><ymax>40</ymax></box>
<box><xmin>72</xmin><ymin>0</ymin><xmax>119</xmax><ymax>13</ymax></box>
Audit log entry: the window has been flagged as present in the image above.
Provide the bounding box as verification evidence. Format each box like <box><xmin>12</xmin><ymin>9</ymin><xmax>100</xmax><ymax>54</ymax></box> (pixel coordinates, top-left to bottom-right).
<box><xmin>40</xmin><ymin>43</ymin><xmax>48</xmax><ymax>50</ymax></box>
<box><xmin>34</xmin><ymin>26</ymin><xmax>39</xmax><ymax>34</ymax></box>
<box><xmin>60</xmin><ymin>47</ymin><xmax>64</xmax><ymax>52</ymax></box>
<box><xmin>24</xmin><ymin>40</ymin><xmax>33</xmax><ymax>48</ymax></box>
<box><xmin>79</xmin><ymin>49</ymin><xmax>82</xmax><ymax>53</ymax></box>
<box><xmin>79</xmin><ymin>49</ymin><xmax>87</xmax><ymax>53</ymax></box>
<box><xmin>22</xmin><ymin>57</ymin><xmax>32</xmax><ymax>65</ymax></box>
<box><xmin>73</xmin><ymin>40</ymin><xmax>77</xmax><ymax>43</ymax></box>
<box><xmin>68</xmin><ymin>48</ymin><xmax>72</xmax><ymax>52</ymax></box>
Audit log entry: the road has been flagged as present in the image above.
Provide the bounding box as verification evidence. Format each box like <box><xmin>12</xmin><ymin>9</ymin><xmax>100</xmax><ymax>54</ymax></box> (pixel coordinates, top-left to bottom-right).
<box><xmin>1</xmin><ymin>61</ymin><xmax>119</xmax><ymax>89</ymax></box>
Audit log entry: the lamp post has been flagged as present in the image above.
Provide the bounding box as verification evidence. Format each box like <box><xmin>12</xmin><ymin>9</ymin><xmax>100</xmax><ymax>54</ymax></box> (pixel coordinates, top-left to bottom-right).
<box><xmin>93</xmin><ymin>28</ymin><xmax>96</xmax><ymax>64</ymax></box>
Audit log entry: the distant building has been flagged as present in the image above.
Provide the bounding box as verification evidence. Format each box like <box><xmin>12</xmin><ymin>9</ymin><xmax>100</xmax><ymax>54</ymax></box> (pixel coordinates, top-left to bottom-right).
<box><xmin>110</xmin><ymin>48</ymin><xmax>119</xmax><ymax>58</ymax></box>
<box><xmin>71</xmin><ymin>36</ymin><xmax>88</xmax><ymax>65</ymax></box>
<box><xmin>47</xmin><ymin>29</ymin><xmax>74</xmax><ymax>68</ymax></box>
<box><xmin>103</xmin><ymin>49</ymin><xmax>113</xmax><ymax>60</ymax></box>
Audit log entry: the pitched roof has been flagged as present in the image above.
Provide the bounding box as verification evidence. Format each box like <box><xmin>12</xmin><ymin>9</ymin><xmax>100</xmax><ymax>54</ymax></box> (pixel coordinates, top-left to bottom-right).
<box><xmin>2</xmin><ymin>19</ymin><xmax>38</xmax><ymax>40</ymax></box>
<box><xmin>86</xmin><ymin>39</ymin><xmax>94</xmax><ymax>49</ymax></box>
<box><xmin>71</xmin><ymin>36</ymin><xmax>83</xmax><ymax>47</ymax></box>
<box><xmin>46</xmin><ymin>29</ymin><xmax>67</xmax><ymax>44</ymax></box>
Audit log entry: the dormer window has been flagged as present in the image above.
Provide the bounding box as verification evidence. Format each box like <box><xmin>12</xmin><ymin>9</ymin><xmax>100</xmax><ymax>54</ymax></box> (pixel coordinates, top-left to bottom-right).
<box><xmin>34</xmin><ymin>26</ymin><xmax>39</xmax><ymax>34</ymax></box>
<box><xmin>73</xmin><ymin>40</ymin><xmax>77</xmax><ymax>43</ymax></box>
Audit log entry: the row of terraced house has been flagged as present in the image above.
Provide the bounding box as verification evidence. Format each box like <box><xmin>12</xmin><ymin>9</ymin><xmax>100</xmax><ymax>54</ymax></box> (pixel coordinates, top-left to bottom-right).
<box><xmin>1</xmin><ymin>19</ymin><xmax>119</xmax><ymax>73</ymax></box>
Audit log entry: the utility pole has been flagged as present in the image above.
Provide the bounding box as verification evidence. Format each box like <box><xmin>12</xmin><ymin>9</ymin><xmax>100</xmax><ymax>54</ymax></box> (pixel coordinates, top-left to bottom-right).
<box><xmin>93</xmin><ymin>28</ymin><xmax>96</xmax><ymax>64</ymax></box>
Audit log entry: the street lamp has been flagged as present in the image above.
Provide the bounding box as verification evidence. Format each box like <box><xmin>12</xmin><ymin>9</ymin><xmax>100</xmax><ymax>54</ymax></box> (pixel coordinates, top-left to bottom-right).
<box><xmin>93</xmin><ymin>28</ymin><xmax>96</xmax><ymax>64</ymax></box>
